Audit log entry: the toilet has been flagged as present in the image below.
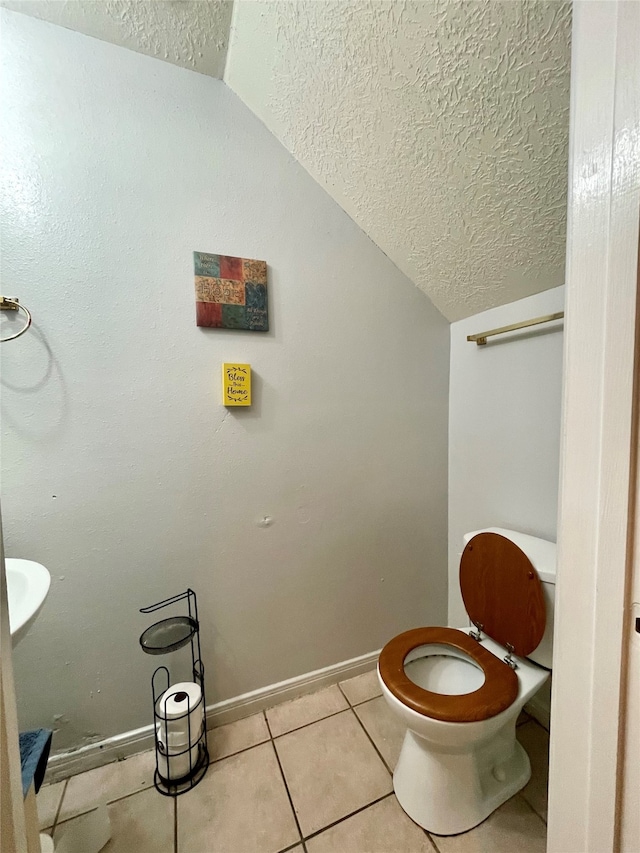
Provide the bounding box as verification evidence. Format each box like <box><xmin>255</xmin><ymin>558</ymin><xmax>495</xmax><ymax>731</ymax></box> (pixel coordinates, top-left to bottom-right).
<box><xmin>378</xmin><ymin>527</ymin><xmax>556</xmax><ymax>836</ymax></box>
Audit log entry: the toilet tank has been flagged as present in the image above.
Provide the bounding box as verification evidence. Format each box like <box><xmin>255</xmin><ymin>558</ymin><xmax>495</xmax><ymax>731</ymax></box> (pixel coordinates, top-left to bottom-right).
<box><xmin>463</xmin><ymin>527</ymin><xmax>556</xmax><ymax>669</ymax></box>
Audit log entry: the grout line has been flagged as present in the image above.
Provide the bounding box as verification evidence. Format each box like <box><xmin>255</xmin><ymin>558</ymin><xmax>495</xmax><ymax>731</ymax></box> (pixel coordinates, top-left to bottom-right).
<box><xmin>425</xmin><ymin>829</ymin><xmax>443</xmax><ymax>852</ymax></box>
<box><xmin>350</xmin><ymin>706</ymin><xmax>394</xmax><ymax>777</ymax></box>
<box><xmin>518</xmin><ymin>791</ymin><xmax>548</xmax><ymax>827</ymax></box>
<box><xmin>51</xmin><ymin>778</ymin><xmax>68</xmax><ymax>832</ymax></box>
<box><xmin>265</xmin><ymin>713</ymin><xmax>306</xmax><ymax>851</ymax></box>
<box><xmin>277</xmin><ymin>842</ymin><xmax>305</xmax><ymax>853</ymax></box>
<box><xmin>336</xmin><ymin>681</ymin><xmax>350</xmax><ymax>704</ymax></box>
<box><xmin>55</xmin><ymin>781</ymin><xmax>161</xmax><ymax>827</ymax></box>
<box><xmin>352</xmin><ymin>692</ymin><xmax>383</xmax><ymax>707</ymax></box>
<box><xmin>301</xmin><ymin>792</ymin><xmax>395</xmax><ymax>843</ymax></box>
<box><xmin>173</xmin><ymin>794</ymin><xmax>178</xmax><ymax>853</ymax></box>
<box><xmin>336</xmin><ymin>681</ymin><xmax>353</xmax><ymax>708</ymax></box>
<box><xmin>270</xmin><ymin>706</ymin><xmax>352</xmax><ymax>740</ymax></box>
<box><xmin>55</xmin><ymin>810</ymin><xmax>97</xmax><ymax>830</ymax></box>
<box><xmin>207</xmin><ymin>735</ymin><xmax>271</xmax><ymax>765</ymax></box>
<box><xmin>531</xmin><ymin>716</ymin><xmax>550</xmax><ymax>734</ymax></box>
<box><xmin>99</xmin><ymin>783</ymin><xmax>155</xmax><ymax>807</ymax></box>
<box><xmin>267</xmin><ymin>734</ymin><xmax>307</xmax><ymax>852</ymax></box>
<box><xmin>337</xmin><ymin>679</ymin><xmax>382</xmax><ymax>710</ymax></box>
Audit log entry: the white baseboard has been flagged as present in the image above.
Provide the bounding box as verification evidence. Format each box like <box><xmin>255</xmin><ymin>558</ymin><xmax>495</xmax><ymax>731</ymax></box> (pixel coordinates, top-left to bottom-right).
<box><xmin>45</xmin><ymin>648</ymin><xmax>381</xmax><ymax>783</ymax></box>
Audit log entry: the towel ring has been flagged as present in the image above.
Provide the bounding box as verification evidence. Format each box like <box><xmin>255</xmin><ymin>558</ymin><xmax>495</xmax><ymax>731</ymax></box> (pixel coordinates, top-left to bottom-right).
<box><xmin>0</xmin><ymin>297</ymin><xmax>32</xmax><ymax>342</ymax></box>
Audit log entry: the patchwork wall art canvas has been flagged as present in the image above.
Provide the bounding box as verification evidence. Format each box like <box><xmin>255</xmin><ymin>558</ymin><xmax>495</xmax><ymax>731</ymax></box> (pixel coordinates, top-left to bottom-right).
<box><xmin>194</xmin><ymin>251</ymin><xmax>268</xmax><ymax>331</ymax></box>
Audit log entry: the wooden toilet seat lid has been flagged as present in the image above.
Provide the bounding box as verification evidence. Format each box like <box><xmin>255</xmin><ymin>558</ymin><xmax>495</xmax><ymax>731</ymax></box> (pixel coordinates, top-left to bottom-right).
<box><xmin>460</xmin><ymin>532</ymin><xmax>546</xmax><ymax>657</ymax></box>
<box><xmin>378</xmin><ymin>627</ymin><xmax>518</xmax><ymax>723</ymax></box>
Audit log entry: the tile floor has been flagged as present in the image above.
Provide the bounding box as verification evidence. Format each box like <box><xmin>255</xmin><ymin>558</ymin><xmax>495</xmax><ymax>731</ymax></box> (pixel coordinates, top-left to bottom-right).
<box><xmin>38</xmin><ymin>669</ymin><xmax>549</xmax><ymax>853</ymax></box>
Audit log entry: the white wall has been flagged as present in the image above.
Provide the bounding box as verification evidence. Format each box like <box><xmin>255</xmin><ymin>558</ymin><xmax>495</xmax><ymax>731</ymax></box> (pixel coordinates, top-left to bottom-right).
<box><xmin>448</xmin><ymin>287</ymin><xmax>564</xmax><ymax>627</ymax></box>
<box><xmin>0</xmin><ymin>11</ymin><xmax>449</xmax><ymax>754</ymax></box>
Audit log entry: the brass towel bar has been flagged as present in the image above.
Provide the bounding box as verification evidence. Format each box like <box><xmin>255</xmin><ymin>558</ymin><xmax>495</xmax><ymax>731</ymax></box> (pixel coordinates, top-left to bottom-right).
<box><xmin>467</xmin><ymin>311</ymin><xmax>564</xmax><ymax>346</ymax></box>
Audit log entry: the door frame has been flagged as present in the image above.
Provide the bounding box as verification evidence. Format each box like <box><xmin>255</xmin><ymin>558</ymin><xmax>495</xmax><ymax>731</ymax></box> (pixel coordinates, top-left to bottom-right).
<box><xmin>547</xmin><ymin>2</ymin><xmax>640</xmax><ymax>851</ymax></box>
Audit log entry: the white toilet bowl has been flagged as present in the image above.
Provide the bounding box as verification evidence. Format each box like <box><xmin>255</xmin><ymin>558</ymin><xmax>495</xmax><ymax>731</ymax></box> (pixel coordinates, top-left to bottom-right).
<box><xmin>378</xmin><ymin>528</ymin><xmax>556</xmax><ymax>836</ymax></box>
<box><xmin>378</xmin><ymin>633</ymin><xmax>548</xmax><ymax>835</ymax></box>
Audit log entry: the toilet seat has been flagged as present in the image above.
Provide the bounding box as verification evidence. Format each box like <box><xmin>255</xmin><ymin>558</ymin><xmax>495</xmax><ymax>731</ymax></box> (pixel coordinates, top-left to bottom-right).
<box><xmin>378</xmin><ymin>627</ymin><xmax>518</xmax><ymax>723</ymax></box>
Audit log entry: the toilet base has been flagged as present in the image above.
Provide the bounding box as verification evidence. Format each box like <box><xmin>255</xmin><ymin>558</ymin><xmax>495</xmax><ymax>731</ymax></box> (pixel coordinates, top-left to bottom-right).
<box><xmin>393</xmin><ymin>725</ymin><xmax>531</xmax><ymax>836</ymax></box>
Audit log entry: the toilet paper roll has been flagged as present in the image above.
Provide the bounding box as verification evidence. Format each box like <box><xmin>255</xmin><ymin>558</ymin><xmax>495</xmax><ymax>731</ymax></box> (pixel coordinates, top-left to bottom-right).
<box><xmin>156</xmin><ymin>723</ymin><xmax>199</xmax><ymax>752</ymax></box>
<box><xmin>156</xmin><ymin>737</ymin><xmax>201</xmax><ymax>782</ymax></box>
<box><xmin>157</xmin><ymin>682</ymin><xmax>203</xmax><ymax>720</ymax></box>
<box><xmin>156</xmin><ymin>682</ymin><xmax>204</xmax><ymax>746</ymax></box>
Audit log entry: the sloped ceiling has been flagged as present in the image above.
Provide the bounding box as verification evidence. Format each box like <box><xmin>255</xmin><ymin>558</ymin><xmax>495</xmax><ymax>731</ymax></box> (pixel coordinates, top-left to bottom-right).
<box><xmin>2</xmin><ymin>0</ymin><xmax>571</xmax><ymax>320</ymax></box>
<box><xmin>226</xmin><ymin>1</ymin><xmax>571</xmax><ymax>320</ymax></box>
<box><xmin>0</xmin><ymin>0</ymin><xmax>233</xmax><ymax>78</ymax></box>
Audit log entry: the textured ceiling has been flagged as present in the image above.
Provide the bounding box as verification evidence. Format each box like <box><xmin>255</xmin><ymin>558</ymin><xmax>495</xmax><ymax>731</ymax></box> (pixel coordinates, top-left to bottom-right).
<box><xmin>226</xmin><ymin>0</ymin><xmax>571</xmax><ymax>320</ymax></box>
<box><xmin>0</xmin><ymin>0</ymin><xmax>233</xmax><ymax>78</ymax></box>
<box><xmin>3</xmin><ymin>0</ymin><xmax>571</xmax><ymax>320</ymax></box>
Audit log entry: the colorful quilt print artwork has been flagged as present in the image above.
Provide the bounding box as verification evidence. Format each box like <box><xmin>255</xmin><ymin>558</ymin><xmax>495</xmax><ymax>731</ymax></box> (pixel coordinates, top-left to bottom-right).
<box><xmin>194</xmin><ymin>252</ymin><xmax>268</xmax><ymax>332</ymax></box>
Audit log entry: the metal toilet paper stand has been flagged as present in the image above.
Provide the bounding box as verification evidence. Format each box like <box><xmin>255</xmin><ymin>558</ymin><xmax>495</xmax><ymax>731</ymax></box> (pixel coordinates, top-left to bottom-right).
<box><xmin>139</xmin><ymin>589</ymin><xmax>209</xmax><ymax>796</ymax></box>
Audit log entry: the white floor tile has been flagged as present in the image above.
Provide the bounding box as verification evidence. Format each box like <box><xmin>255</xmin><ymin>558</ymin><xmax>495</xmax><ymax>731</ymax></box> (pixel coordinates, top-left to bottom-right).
<box><xmin>266</xmin><ymin>685</ymin><xmax>348</xmax><ymax>737</ymax></box>
<box><xmin>56</xmin><ymin>787</ymin><xmax>173</xmax><ymax>853</ymax></box>
<box><xmin>275</xmin><ymin>709</ymin><xmax>392</xmax><ymax>837</ymax></box>
<box><xmin>432</xmin><ymin>796</ymin><xmax>546</xmax><ymax>853</ymax></box>
<box><xmin>37</xmin><ymin>780</ymin><xmax>66</xmax><ymax>829</ymax></box>
<box><xmin>208</xmin><ymin>712</ymin><xmax>270</xmax><ymax>761</ymax></box>
<box><xmin>354</xmin><ymin>695</ymin><xmax>406</xmax><ymax>770</ymax></box>
<box><xmin>177</xmin><ymin>742</ymin><xmax>299</xmax><ymax>853</ymax></box>
<box><xmin>58</xmin><ymin>750</ymin><xmax>156</xmax><ymax>822</ymax></box>
<box><xmin>339</xmin><ymin>669</ymin><xmax>381</xmax><ymax>706</ymax></box>
<box><xmin>307</xmin><ymin>795</ymin><xmax>435</xmax><ymax>852</ymax></box>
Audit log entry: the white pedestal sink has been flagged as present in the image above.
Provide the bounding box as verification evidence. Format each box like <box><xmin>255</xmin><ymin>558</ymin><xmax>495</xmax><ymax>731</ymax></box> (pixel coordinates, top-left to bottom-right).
<box><xmin>5</xmin><ymin>558</ymin><xmax>108</xmax><ymax>851</ymax></box>
<box><xmin>4</xmin><ymin>557</ymin><xmax>58</xmax><ymax>852</ymax></box>
<box><xmin>5</xmin><ymin>558</ymin><xmax>51</xmax><ymax>647</ymax></box>
<box><xmin>5</xmin><ymin>558</ymin><xmax>110</xmax><ymax>852</ymax></box>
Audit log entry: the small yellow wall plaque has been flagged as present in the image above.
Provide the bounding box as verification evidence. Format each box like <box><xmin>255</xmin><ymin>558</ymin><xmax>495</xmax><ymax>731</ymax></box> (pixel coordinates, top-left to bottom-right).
<box><xmin>222</xmin><ymin>363</ymin><xmax>251</xmax><ymax>406</ymax></box>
